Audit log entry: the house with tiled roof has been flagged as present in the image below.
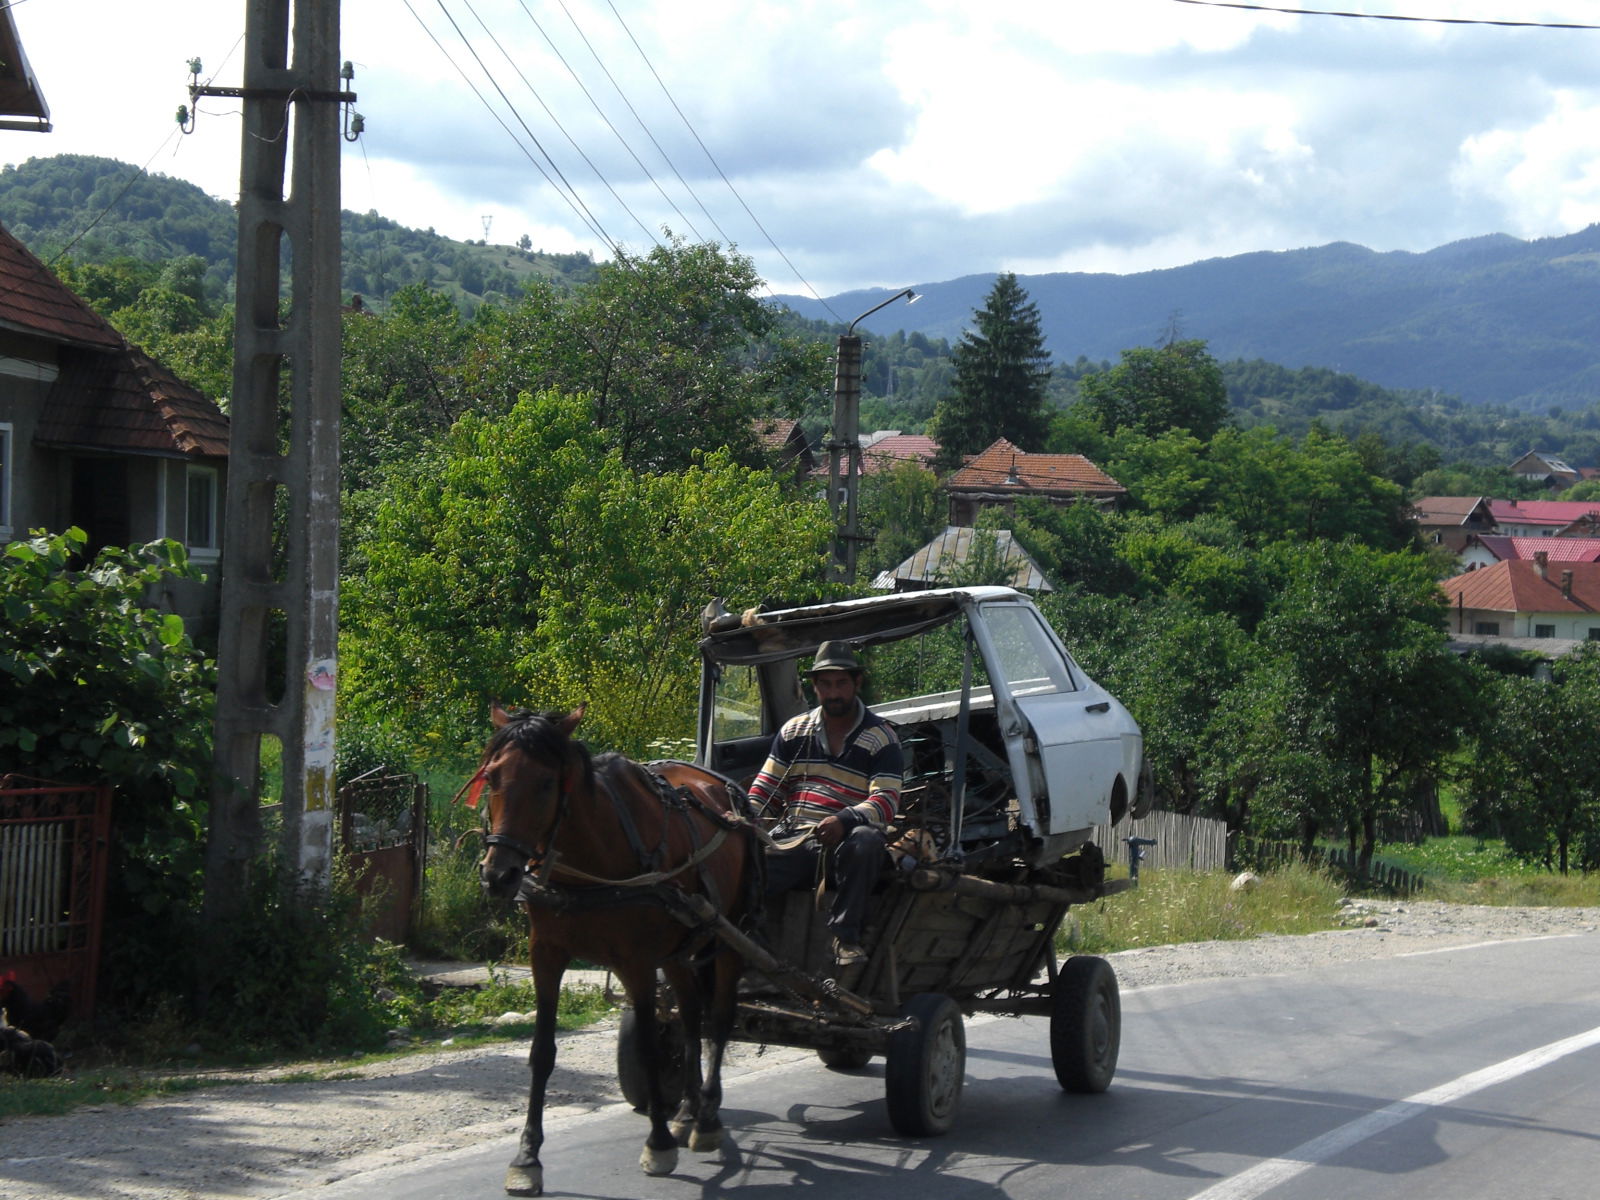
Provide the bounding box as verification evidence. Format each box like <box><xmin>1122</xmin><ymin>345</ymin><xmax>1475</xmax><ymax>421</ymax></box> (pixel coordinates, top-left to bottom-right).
<box><xmin>752</xmin><ymin>416</ymin><xmax>815</xmax><ymax>478</ymax></box>
<box><xmin>1488</xmin><ymin>498</ymin><xmax>1600</xmax><ymax>539</ymax></box>
<box><xmin>1409</xmin><ymin>496</ymin><xmax>1496</xmax><ymax>553</ymax></box>
<box><xmin>1438</xmin><ymin>558</ymin><xmax>1600</xmax><ymax>646</ymax></box>
<box><xmin>0</xmin><ymin>222</ymin><xmax>228</xmax><ymax>632</ymax></box>
<box><xmin>1459</xmin><ymin>535</ymin><xmax>1600</xmax><ymax>572</ymax></box>
<box><xmin>943</xmin><ymin>438</ymin><xmax>1125</xmax><ymax>525</ymax></box>
<box><xmin>1509</xmin><ymin>450</ymin><xmax>1583</xmax><ymax>490</ymax></box>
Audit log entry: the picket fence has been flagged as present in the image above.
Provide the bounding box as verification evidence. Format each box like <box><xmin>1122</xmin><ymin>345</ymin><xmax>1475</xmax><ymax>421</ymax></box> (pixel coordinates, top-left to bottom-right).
<box><xmin>1094</xmin><ymin>809</ymin><xmax>1230</xmax><ymax>874</ymax></box>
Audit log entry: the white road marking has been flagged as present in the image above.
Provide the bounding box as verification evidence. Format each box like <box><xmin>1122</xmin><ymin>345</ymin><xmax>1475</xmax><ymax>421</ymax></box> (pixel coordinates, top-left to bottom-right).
<box><xmin>1187</xmin><ymin>1023</ymin><xmax>1600</xmax><ymax>1200</ymax></box>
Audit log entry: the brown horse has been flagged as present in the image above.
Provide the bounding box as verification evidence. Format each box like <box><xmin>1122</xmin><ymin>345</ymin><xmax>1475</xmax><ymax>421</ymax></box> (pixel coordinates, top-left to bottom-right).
<box><xmin>476</xmin><ymin>704</ymin><xmax>756</xmax><ymax>1197</ymax></box>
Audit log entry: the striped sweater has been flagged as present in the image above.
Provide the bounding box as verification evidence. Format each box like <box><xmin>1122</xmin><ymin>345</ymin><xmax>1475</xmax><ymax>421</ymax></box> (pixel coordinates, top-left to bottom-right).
<box><xmin>746</xmin><ymin>702</ymin><xmax>904</xmax><ymax>831</ymax></box>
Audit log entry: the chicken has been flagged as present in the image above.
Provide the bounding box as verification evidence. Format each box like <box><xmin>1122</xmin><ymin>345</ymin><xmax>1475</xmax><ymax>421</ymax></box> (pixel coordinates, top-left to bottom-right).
<box><xmin>0</xmin><ymin>972</ymin><xmax>70</xmax><ymax>1042</ymax></box>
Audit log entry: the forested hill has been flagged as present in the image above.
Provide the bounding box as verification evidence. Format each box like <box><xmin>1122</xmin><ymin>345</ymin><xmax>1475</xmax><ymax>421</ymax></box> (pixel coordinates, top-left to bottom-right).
<box><xmin>779</xmin><ymin>229</ymin><xmax>1600</xmax><ymax>413</ymax></box>
<box><xmin>0</xmin><ymin>154</ymin><xmax>596</xmax><ymax>311</ymax></box>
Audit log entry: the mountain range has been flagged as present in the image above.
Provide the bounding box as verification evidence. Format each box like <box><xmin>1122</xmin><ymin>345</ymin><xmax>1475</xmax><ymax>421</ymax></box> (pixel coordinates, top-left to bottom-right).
<box><xmin>777</xmin><ymin>227</ymin><xmax>1600</xmax><ymax>413</ymax></box>
<box><xmin>4</xmin><ymin>153</ymin><xmax>1600</xmax><ymax>413</ymax></box>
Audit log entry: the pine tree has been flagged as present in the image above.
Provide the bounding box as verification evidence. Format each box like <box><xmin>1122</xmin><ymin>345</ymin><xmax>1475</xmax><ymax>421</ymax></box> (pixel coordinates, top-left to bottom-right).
<box><xmin>929</xmin><ymin>272</ymin><xmax>1053</xmax><ymax>470</ymax></box>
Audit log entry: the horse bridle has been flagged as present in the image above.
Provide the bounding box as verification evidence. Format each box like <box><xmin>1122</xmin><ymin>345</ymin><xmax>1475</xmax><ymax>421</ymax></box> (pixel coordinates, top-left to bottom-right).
<box><xmin>481</xmin><ymin>761</ymin><xmax>573</xmax><ymax>879</ymax></box>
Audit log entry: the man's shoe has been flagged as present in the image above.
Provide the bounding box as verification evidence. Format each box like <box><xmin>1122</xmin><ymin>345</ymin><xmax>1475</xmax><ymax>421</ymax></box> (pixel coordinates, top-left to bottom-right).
<box><xmin>832</xmin><ymin>937</ymin><xmax>867</xmax><ymax>965</ymax></box>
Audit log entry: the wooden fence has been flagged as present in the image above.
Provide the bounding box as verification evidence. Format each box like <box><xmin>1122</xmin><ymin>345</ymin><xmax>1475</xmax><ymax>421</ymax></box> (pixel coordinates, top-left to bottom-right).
<box><xmin>1235</xmin><ymin>837</ymin><xmax>1427</xmax><ymax>896</ymax></box>
<box><xmin>1094</xmin><ymin>809</ymin><xmax>1230</xmax><ymax>874</ymax></box>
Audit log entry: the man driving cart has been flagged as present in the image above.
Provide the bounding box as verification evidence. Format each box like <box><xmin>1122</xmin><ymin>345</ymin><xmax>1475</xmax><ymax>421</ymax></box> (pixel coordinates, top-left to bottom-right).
<box><xmin>746</xmin><ymin>641</ymin><xmax>905</xmax><ymax>965</ymax></box>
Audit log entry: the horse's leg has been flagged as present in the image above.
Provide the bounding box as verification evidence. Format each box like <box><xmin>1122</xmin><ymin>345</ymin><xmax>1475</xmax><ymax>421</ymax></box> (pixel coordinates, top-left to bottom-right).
<box><xmin>686</xmin><ymin>950</ymin><xmax>740</xmax><ymax>1153</ymax></box>
<box><xmin>616</xmin><ymin>964</ymin><xmax>680</xmax><ymax>1177</ymax></box>
<box><xmin>505</xmin><ymin>941</ymin><xmax>568</xmax><ymax>1197</ymax></box>
<box><xmin>662</xmin><ymin>960</ymin><xmax>706</xmax><ymax>1147</ymax></box>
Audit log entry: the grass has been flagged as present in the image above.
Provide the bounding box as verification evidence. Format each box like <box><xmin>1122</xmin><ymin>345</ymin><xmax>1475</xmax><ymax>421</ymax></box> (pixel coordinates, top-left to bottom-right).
<box><xmin>0</xmin><ymin>973</ymin><xmax>620</xmax><ymax>1120</ymax></box>
<box><xmin>1061</xmin><ymin>862</ymin><xmax>1347</xmax><ymax>955</ymax></box>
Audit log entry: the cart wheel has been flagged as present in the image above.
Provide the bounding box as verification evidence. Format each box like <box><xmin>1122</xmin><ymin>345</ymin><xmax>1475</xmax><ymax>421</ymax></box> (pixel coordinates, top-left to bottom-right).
<box><xmin>885</xmin><ymin>993</ymin><xmax>965</xmax><ymax>1136</ymax></box>
<box><xmin>817</xmin><ymin>1045</ymin><xmax>873</xmax><ymax>1070</ymax></box>
<box><xmin>1051</xmin><ymin>955</ymin><xmax>1120</xmax><ymax>1093</ymax></box>
<box><xmin>616</xmin><ymin>1006</ymin><xmax>687</xmax><ymax>1113</ymax></box>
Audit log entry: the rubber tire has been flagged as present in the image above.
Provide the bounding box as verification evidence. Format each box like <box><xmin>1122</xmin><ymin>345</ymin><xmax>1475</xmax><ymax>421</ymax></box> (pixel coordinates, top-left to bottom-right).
<box><xmin>1131</xmin><ymin>757</ymin><xmax>1155</xmax><ymax>820</ymax></box>
<box><xmin>885</xmin><ymin>993</ymin><xmax>965</xmax><ymax>1136</ymax></box>
<box><xmin>817</xmin><ymin>1045</ymin><xmax>873</xmax><ymax>1071</ymax></box>
<box><xmin>1051</xmin><ymin>955</ymin><xmax>1120</xmax><ymax>1093</ymax></box>
<box><xmin>616</xmin><ymin>1006</ymin><xmax>687</xmax><ymax>1113</ymax></box>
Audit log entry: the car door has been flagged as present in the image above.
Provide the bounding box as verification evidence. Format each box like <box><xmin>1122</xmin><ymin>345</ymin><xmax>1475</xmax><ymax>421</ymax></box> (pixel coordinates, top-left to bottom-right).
<box><xmin>972</xmin><ymin>600</ymin><xmax>1127</xmax><ymax>835</ymax></box>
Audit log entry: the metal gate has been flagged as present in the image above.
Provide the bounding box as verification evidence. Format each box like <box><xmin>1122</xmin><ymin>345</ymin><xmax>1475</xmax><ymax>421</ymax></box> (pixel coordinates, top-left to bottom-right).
<box><xmin>0</xmin><ymin>778</ymin><xmax>113</xmax><ymax>1024</ymax></box>
<box><xmin>337</xmin><ymin>769</ymin><xmax>427</xmax><ymax>943</ymax></box>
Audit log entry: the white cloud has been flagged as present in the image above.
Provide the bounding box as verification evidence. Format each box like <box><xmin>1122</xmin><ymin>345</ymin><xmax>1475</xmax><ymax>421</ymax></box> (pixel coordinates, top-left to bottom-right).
<box><xmin>1453</xmin><ymin>90</ymin><xmax>1600</xmax><ymax>237</ymax></box>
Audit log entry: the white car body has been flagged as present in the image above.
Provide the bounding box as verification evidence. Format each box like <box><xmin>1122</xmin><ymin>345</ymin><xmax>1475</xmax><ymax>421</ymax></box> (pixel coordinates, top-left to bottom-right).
<box><xmin>696</xmin><ymin>586</ymin><xmax>1147</xmax><ymax>868</ymax></box>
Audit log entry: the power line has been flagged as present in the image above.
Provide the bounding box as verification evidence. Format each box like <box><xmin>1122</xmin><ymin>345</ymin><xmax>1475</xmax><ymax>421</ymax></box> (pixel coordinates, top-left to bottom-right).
<box><xmin>603</xmin><ymin>0</ymin><xmax>844</xmax><ymax>323</ymax></box>
<box><xmin>1168</xmin><ymin>0</ymin><xmax>1600</xmax><ymax>28</ymax></box>
<box><xmin>459</xmin><ymin>0</ymin><xmax>661</xmax><ymax>247</ymax></box>
<box><xmin>512</xmin><ymin>0</ymin><xmax>706</xmax><ymax>244</ymax></box>
<box><xmin>403</xmin><ymin>0</ymin><xmax>625</xmax><ymax>258</ymax></box>
<box><xmin>549</xmin><ymin>0</ymin><xmax>731</xmax><ymax>246</ymax></box>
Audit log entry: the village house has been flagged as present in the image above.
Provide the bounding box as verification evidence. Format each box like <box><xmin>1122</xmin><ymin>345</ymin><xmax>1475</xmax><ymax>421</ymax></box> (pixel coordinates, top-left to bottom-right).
<box><xmin>0</xmin><ymin>223</ymin><xmax>229</xmax><ymax>634</ymax></box>
<box><xmin>1508</xmin><ymin>450</ymin><xmax>1584</xmax><ymax>490</ymax></box>
<box><xmin>1438</xmin><ymin>555</ymin><xmax>1600</xmax><ymax>648</ymax></box>
<box><xmin>1409</xmin><ymin>496</ymin><xmax>1496</xmax><ymax>553</ymax></box>
<box><xmin>1487</xmin><ymin>498</ymin><xmax>1600</xmax><ymax>539</ymax></box>
<box><xmin>1457</xmin><ymin>534</ymin><xmax>1600</xmax><ymax>572</ymax></box>
<box><xmin>943</xmin><ymin>438</ymin><xmax>1125</xmax><ymax>526</ymax></box>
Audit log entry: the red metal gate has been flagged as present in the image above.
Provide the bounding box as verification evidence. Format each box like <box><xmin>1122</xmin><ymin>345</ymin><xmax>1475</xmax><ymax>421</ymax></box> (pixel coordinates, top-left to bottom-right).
<box><xmin>0</xmin><ymin>778</ymin><xmax>113</xmax><ymax>1025</ymax></box>
<box><xmin>337</xmin><ymin>770</ymin><xmax>427</xmax><ymax>944</ymax></box>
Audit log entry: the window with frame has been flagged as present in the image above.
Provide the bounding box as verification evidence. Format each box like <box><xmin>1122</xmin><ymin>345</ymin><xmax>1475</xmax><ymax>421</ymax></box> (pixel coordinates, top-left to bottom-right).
<box><xmin>0</xmin><ymin>423</ymin><xmax>10</xmax><ymax>540</ymax></box>
<box><xmin>1589</xmin><ymin>628</ymin><xmax>1600</xmax><ymax>642</ymax></box>
<box><xmin>1534</xmin><ymin>624</ymin><xmax>1557</xmax><ymax>639</ymax></box>
<box><xmin>1473</xmin><ymin>621</ymin><xmax>1500</xmax><ymax>636</ymax></box>
<box><xmin>185</xmin><ymin>465</ymin><xmax>219</xmax><ymax>556</ymax></box>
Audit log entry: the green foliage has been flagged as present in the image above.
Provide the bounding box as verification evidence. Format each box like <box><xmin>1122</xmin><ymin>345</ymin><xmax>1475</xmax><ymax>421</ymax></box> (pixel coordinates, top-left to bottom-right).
<box><xmin>1061</xmin><ymin>863</ymin><xmax>1344</xmax><ymax>954</ymax></box>
<box><xmin>929</xmin><ymin>272</ymin><xmax>1053</xmax><ymax>466</ymax></box>
<box><xmin>1080</xmin><ymin>339</ymin><xmax>1230</xmax><ymax>442</ymax></box>
<box><xmin>0</xmin><ymin>529</ymin><xmax>214</xmax><ymax>934</ymax></box>
<box><xmin>1462</xmin><ymin>646</ymin><xmax>1600</xmax><ymax>874</ymax></box>
<box><xmin>858</xmin><ymin>459</ymin><xmax>943</xmax><ymax>579</ymax></box>
<box><xmin>340</xmin><ymin>390</ymin><xmax>833</xmax><ymax>759</ymax></box>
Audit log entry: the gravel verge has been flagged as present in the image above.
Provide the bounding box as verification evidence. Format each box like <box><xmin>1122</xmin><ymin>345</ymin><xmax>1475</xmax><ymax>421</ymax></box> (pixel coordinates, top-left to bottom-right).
<box><xmin>4</xmin><ymin>900</ymin><xmax>1598</xmax><ymax>1200</ymax></box>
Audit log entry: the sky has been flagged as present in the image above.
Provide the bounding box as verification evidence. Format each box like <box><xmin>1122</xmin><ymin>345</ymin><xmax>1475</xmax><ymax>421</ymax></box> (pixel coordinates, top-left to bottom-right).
<box><xmin>9</xmin><ymin>0</ymin><xmax>1600</xmax><ymax>307</ymax></box>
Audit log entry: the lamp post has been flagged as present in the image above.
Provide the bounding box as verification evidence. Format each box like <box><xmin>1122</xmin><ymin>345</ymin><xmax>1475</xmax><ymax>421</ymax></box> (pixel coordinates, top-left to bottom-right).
<box><xmin>828</xmin><ymin>287</ymin><xmax>918</xmax><ymax>584</ymax></box>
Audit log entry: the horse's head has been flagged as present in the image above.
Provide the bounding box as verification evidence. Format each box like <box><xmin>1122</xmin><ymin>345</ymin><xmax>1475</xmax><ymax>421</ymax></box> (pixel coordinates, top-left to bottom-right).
<box><xmin>477</xmin><ymin>703</ymin><xmax>589</xmax><ymax>899</ymax></box>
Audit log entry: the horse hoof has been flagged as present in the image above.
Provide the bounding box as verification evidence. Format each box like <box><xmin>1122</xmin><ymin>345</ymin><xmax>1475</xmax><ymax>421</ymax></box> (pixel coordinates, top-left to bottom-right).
<box><xmin>504</xmin><ymin>1164</ymin><xmax>543</xmax><ymax>1196</ymax></box>
<box><xmin>640</xmin><ymin>1144</ymin><xmax>679</xmax><ymax>1176</ymax></box>
<box><xmin>689</xmin><ymin>1126</ymin><xmax>724</xmax><ymax>1153</ymax></box>
<box><xmin>670</xmin><ymin>1117</ymin><xmax>694</xmax><ymax>1146</ymax></box>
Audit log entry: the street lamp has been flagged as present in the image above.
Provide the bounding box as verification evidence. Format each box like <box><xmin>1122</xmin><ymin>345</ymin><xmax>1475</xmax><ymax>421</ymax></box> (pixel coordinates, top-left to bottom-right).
<box><xmin>828</xmin><ymin>288</ymin><xmax>919</xmax><ymax>584</ymax></box>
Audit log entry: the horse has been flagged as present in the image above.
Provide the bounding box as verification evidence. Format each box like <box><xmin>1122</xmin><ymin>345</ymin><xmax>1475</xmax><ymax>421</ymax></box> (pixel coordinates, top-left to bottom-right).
<box><xmin>475</xmin><ymin>704</ymin><xmax>758</xmax><ymax>1197</ymax></box>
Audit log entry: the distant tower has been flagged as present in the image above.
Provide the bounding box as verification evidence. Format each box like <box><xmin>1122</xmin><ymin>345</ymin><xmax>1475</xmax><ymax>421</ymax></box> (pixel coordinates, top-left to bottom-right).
<box><xmin>481</xmin><ymin>213</ymin><xmax>493</xmax><ymax>242</ymax></box>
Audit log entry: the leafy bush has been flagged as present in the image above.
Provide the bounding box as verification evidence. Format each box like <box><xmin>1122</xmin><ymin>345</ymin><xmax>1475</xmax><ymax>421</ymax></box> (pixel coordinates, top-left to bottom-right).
<box><xmin>1</xmin><ymin>529</ymin><xmax>216</xmax><ymax>1013</ymax></box>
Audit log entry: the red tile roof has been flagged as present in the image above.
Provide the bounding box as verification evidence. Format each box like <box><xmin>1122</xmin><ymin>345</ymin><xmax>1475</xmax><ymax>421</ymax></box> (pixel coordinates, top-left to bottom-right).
<box><xmin>37</xmin><ymin>343</ymin><xmax>230</xmax><ymax>457</ymax></box>
<box><xmin>1440</xmin><ymin>560</ymin><xmax>1600</xmax><ymax>615</ymax></box>
<box><xmin>1488</xmin><ymin>499</ymin><xmax>1600</xmax><ymax>526</ymax></box>
<box><xmin>754</xmin><ymin>417</ymin><xmax>804</xmax><ymax>452</ymax></box>
<box><xmin>861</xmin><ymin>433</ymin><xmax>938</xmax><ymax>475</ymax></box>
<box><xmin>0</xmin><ymin>225</ymin><xmax>123</xmax><ymax>349</ymax></box>
<box><xmin>0</xmin><ymin>222</ymin><xmax>228</xmax><ymax>458</ymax></box>
<box><xmin>946</xmin><ymin>438</ymin><xmax>1123</xmax><ymax>497</ymax></box>
<box><xmin>1410</xmin><ymin>496</ymin><xmax>1491</xmax><ymax>525</ymax></box>
<box><xmin>1473</xmin><ymin>536</ymin><xmax>1600</xmax><ymax>564</ymax></box>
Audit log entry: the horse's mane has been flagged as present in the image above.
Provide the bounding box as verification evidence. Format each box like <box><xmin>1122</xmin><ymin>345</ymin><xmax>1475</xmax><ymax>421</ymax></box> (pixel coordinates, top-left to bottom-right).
<box><xmin>485</xmin><ymin>708</ymin><xmax>595</xmax><ymax>782</ymax></box>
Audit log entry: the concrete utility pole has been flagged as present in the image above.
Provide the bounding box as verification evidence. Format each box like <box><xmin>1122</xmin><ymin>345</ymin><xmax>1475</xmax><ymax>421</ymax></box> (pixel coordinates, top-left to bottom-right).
<box><xmin>204</xmin><ymin>0</ymin><xmax>351</xmax><ymax>917</ymax></box>
<box><xmin>826</xmin><ymin>288</ymin><xmax>918</xmax><ymax>585</ymax></box>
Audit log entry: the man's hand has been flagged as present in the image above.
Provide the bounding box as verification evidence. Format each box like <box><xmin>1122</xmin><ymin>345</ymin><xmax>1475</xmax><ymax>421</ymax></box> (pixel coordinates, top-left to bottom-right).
<box><xmin>815</xmin><ymin>814</ymin><xmax>847</xmax><ymax>849</ymax></box>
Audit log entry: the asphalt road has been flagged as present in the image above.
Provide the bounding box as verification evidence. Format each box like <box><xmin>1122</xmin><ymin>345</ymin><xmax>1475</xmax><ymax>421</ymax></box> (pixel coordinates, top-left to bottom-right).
<box><xmin>285</xmin><ymin>932</ymin><xmax>1600</xmax><ymax>1200</ymax></box>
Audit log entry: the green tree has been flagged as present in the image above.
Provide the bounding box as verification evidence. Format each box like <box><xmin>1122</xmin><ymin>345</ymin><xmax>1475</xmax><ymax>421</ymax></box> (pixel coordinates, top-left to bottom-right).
<box><xmin>465</xmin><ymin>236</ymin><xmax>827</xmax><ymax>471</ymax></box>
<box><xmin>1230</xmin><ymin>541</ymin><xmax>1474</xmax><ymax>863</ymax></box>
<box><xmin>1079</xmin><ymin>339</ymin><xmax>1229</xmax><ymax>442</ymax></box>
<box><xmin>339</xmin><ymin>390</ymin><xmax>834</xmax><ymax>758</ymax></box>
<box><xmin>1463</xmin><ymin>646</ymin><xmax>1600</xmax><ymax>873</ymax></box>
<box><xmin>928</xmin><ymin>272</ymin><xmax>1052</xmax><ymax>467</ymax></box>
<box><xmin>859</xmin><ymin>459</ymin><xmax>944</xmax><ymax>579</ymax></box>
